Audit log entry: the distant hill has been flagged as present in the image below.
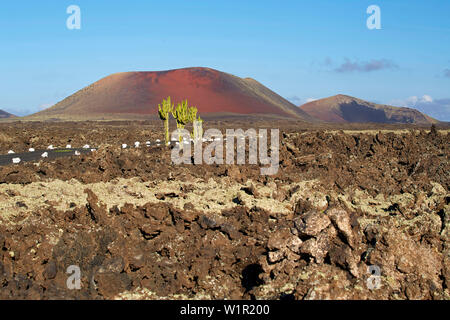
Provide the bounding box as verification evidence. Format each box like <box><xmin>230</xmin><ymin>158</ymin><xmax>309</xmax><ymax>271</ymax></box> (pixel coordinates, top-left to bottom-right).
<box><xmin>0</xmin><ymin>109</ymin><xmax>16</xmax><ymax>119</ymax></box>
<box><xmin>299</xmin><ymin>94</ymin><xmax>439</xmax><ymax>124</ymax></box>
<box><xmin>30</xmin><ymin>67</ymin><xmax>314</xmax><ymax>121</ymax></box>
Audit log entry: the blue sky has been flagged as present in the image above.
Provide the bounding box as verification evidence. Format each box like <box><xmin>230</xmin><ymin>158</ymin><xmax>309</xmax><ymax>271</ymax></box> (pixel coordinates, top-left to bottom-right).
<box><xmin>0</xmin><ymin>0</ymin><xmax>449</xmax><ymax>120</ymax></box>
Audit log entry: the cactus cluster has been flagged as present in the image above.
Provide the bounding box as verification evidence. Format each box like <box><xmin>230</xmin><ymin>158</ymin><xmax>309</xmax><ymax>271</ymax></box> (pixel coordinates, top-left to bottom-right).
<box><xmin>157</xmin><ymin>97</ymin><xmax>202</xmax><ymax>144</ymax></box>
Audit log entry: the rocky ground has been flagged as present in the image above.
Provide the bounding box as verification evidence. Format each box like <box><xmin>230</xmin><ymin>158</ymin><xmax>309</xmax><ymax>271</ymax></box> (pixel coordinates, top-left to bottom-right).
<box><xmin>0</xmin><ymin>121</ymin><xmax>448</xmax><ymax>300</ymax></box>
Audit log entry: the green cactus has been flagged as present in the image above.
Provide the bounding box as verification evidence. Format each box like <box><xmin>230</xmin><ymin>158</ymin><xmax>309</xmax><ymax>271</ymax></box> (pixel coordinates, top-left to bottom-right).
<box><xmin>158</xmin><ymin>96</ymin><xmax>174</xmax><ymax>145</ymax></box>
<box><xmin>188</xmin><ymin>106</ymin><xmax>198</xmax><ymax>138</ymax></box>
<box><xmin>199</xmin><ymin>116</ymin><xmax>204</xmax><ymax>140</ymax></box>
<box><xmin>172</xmin><ymin>100</ymin><xmax>191</xmax><ymax>142</ymax></box>
<box><xmin>188</xmin><ymin>106</ymin><xmax>197</xmax><ymax>122</ymax></box>
<box><xmin>170</xmin><ymin>100</ymin><xmax>204</xmax><ymax>143</ymax></box>
<box><xmin>193</xmin><ymin>115</ymin><xmax>203</xmax><ymax>141</ymax></box>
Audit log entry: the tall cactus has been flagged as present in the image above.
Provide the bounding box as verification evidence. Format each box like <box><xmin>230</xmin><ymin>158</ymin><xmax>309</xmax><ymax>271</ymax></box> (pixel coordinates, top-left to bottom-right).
<box><xmin>158</xmin><ymin>97</ymin><xmax>174</xmax><ymax>145</ymax></box>
<box><xmin>193</xmin><ymin>115</ymin><xmax>203</xmax><ymax>141</ymax></box>
<box><xmin>188</xmin><ymin>106</ymin><xmax>197</xmax><ymax>122</ymax></box>
<box><xmin>188</xmin><ymin>106</ymin><xmax>198</xmax><ymax>138</ymax></box>
<box><xmin>172</xmin><ymin>100</ymin><xmax>191</xmax><ymax>142</ymax></box>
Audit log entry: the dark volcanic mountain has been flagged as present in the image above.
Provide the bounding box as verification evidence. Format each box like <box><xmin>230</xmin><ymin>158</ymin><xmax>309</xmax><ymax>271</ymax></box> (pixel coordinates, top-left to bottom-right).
<box><xmin>299</xmin><ymin>94</ymin><xmax>439</xmax><ymax>124</ymax></box>
<box><xmin>31</xmin><ymin>67</ymin><xmax>314</xmax><ymax>121</ymax></box>
<box><xmin>0</xmin><ymin>109</ymin><xmax>15</xmax><ymax>119</ymax></box>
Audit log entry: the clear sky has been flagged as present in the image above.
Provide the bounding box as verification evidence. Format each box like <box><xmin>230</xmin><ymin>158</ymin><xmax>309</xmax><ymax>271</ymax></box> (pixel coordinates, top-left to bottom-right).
<box><xmin>0</xmin><ymin>0</ymin><xmax>449</xmax><ymax>120</ymax></box>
